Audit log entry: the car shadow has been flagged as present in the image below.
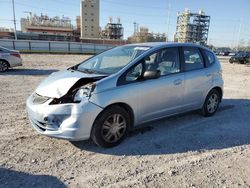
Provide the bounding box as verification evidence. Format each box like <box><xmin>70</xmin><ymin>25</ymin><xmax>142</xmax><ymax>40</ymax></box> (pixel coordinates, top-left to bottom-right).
<box><xmin>71</xmin><ymin>98</ymin><xmax>250</xmax><ymax>156</ymax></box>
<box><xmin>0</xmin><ymin>68</ymin><xmax>58</xmax><ymax>76</ymax></box>
<box><xmin>0</xmin><ymin>168</ymin><xmax>66</xmax><ymax>188</ymax></box>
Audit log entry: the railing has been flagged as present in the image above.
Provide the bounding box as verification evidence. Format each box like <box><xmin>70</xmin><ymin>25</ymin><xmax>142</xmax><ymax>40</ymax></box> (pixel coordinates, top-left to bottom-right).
<box><xmin>0</xmin><ymin>39</ymin><xmax>116</xmax><ymax>54</ymax></box>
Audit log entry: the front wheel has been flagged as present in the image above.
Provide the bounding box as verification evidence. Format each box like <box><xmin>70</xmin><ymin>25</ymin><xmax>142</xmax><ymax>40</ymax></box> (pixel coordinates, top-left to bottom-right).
<box><xmin>202</xmin><ymin>89</ymin><xmax>220</xmax><ymax>117</ymax></box>
<box><xmin>91</xmin><ymin>106</ymin><xmax>130</xmax><ymax>148</ymax></box>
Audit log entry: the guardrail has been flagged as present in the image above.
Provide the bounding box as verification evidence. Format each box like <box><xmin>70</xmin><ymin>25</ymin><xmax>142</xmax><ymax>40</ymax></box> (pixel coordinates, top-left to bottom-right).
<box><xmin>0</xmin><ymin>39</ymin><xmax>116</xmax><ymax>54</ymax></box>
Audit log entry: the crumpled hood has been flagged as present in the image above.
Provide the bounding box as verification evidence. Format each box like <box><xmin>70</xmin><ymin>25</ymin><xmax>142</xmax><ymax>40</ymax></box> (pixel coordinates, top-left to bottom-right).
<box><xmin>35</xmin><ymin>70</ymin><xmax>105</xmax><ymax>98</ymax></box>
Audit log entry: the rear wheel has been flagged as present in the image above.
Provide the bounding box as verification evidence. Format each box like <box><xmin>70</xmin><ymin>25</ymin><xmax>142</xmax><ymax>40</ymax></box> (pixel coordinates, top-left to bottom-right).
<box><xmin>202</xmin><ymin>89</ymin><xmax>220</xmax><ymax>117</ymax></box>
<box><xmin>91</xmin><ymin>106</ymin><xmax>130</xmax><ymax>148</ymax></box>
<box><xmin>0</xmin><ymin>60</ymin><xmax>8</xmax><ymax>72</ymax></box>
<box><xmin>240</xmin><ymin>60</ymin><xmax>245</xmax><ymax>64</ymax></box>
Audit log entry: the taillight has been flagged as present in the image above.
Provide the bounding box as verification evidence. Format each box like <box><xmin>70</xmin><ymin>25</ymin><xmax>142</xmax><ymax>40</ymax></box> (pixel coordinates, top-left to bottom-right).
<box><xmin>11</xmin><ymin>53</ymin><xmax>20</xmax><ymax>58</ymax></box>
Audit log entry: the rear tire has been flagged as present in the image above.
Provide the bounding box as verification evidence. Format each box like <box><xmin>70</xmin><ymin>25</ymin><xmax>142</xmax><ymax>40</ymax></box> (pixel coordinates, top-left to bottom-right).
<box><xmin>202</xmin><ymin>89</ymin><xmax>220</xmax><ymax>117</ymax></box>
<box><xmin>91</xmin><ymin>106</ymin><xmax>130</xmax><ymax>148</ymax></box>
<box><xmin>0</xmin><ymin>60</ymin><xmax>8</xmax><ymax>72</ymax></box>
<box><xmin>240</xmin><ymin>60</ymin><xmax>245</xmax><ymax>64</ymax></box>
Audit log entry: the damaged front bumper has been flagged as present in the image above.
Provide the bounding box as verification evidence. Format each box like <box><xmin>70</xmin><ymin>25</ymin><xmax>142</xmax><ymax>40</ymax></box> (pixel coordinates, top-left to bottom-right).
<box><xmin>26</xmin><ymin>94</ymin><xmax>103</xmax><ymax>141</ymax></box>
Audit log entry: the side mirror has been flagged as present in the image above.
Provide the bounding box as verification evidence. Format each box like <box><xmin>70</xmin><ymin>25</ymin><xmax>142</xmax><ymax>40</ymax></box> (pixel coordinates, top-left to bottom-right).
<box><xmin>143</xmin><ymin>70</ymin><xmax>160</xmax><ymax>80</ymax></box>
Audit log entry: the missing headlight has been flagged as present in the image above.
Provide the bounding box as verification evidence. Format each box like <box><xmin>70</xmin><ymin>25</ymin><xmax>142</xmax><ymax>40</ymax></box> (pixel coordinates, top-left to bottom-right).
<box><xmin>49</xmin><ymin>83</ymin><xmax>96</xmax><ymax>105</ymax></box>
<box><xmin>73</xmin><ymin>83</ymin><xmax>96</xmax><ymax>102</ymax></box>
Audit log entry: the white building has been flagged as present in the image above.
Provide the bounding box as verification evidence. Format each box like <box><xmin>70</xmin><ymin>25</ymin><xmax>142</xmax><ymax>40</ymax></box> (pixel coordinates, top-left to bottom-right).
<box><xmin>80</xmin><ymin>0</ymin><xmax>100</xmax><ymax>39</ymax></box>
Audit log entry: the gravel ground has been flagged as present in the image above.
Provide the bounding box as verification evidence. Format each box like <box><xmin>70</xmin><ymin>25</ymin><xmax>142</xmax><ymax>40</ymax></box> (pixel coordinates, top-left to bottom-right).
<box><xmin>0</xmin><ymin>54</ymin><xmax>250</xmax><ymax>188</ymax></box>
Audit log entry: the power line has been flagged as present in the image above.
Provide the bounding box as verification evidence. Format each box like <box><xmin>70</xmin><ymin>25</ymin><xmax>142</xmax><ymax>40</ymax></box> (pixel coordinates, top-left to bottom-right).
<box><xmin>14</xmin><ymin>2</ymin><xmax>70</xmax><ymax>15</ymax></box>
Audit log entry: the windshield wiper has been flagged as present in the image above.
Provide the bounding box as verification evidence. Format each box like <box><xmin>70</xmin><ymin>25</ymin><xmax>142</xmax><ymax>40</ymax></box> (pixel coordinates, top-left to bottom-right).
<box><xmin>81</xmin><ymin>68</ymin><xmax>95</xmax><ymax>74</ymax></box>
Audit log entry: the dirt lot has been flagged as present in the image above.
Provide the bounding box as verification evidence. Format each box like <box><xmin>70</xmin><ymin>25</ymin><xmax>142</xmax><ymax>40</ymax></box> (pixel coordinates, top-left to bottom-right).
<box><xmin>0</xmin><ymin>54</ymin><xmax>250</xmax><ymax>188</ymax></box>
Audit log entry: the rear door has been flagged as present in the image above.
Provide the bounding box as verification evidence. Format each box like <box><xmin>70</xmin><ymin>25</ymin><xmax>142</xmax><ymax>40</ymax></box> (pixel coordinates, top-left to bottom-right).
<box><xmin>181</xmin><ymin>46</ymin><xmax>212</xmax><ymax>109</ymax></box>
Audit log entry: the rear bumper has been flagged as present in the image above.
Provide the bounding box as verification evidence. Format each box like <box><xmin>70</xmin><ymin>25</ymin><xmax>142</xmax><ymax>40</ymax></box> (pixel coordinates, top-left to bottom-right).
<box><xmin>9</xmin><ymin>58</ymin><xmax>22</xmax><ymax>67</ymax></box>
<box><xmin>26</xmin><ymin>94</ymin><xmax>103</xmax><ymax>141</ymax></box>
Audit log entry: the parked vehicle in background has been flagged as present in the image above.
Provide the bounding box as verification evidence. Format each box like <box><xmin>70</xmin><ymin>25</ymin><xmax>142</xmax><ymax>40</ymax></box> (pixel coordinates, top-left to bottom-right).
<box><xmin>229</xmin><ymin>51</ymin><xmax>250</xmax><ymax>64</ymax></box>
<box><xmin>0</xmin><ymin>46</ymin><xmax>22</xmax><ymax>72</ymax></box>
<box><xmin>26</xmin><ymin>42</ymin><xmax>224</xmax><ymax>148</ymax></box>
<box><xmin>219</xmin><ymin>51</ymin><xmax>230</xmax><ymax>56</ymax></box>
<box><xmin>228</xmin><ymin>52</ymin><xmax>236</xmax><ymax>56</ymax></box>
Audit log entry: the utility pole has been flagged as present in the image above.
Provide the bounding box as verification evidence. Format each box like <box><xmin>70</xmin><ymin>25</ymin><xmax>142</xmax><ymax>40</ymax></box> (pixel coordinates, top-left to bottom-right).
<box><xmin>133</xmin><ymin>22</ymin><xmax>137</xmax><ymax>35</ymax></box>
<box><xmin>12</xmin><ymin>0</ymin><xmax>17</xmax><ymax>40</ymax></box>
<box><xmin>237</xmin><ymin>18</ymin><xmax>242</xmax><ymax>51</ymax></box>
<box><xmin>166</xmin><ymin>1</ymin><xmax>171</xmax><ymax>42</ymax></box>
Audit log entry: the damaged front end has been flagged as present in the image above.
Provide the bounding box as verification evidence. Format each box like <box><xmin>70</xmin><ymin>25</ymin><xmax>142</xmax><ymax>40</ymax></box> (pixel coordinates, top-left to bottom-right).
<box><xmin>48</xmin><ymin>77</ymin><xmax>103</xmax><ymax>105</ymax></box>
<box><xmin>26</xmin><ymin>71</ymin><xmax>106</xmax><ymax>141</ymax></box>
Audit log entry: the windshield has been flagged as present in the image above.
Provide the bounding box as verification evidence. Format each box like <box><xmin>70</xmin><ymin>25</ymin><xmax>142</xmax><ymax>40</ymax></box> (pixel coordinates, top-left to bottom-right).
<box><xmin>76</xmin><ymin>45</ymin><xmax>151</xmax><ymax>75</ymax></box>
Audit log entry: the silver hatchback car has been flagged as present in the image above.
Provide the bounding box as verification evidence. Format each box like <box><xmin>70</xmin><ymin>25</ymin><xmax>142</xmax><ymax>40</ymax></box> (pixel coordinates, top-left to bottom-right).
<box><xmin>26</xmin><ymin>43</ymin><xmax>223</xmax><ymax>147</ymax></box>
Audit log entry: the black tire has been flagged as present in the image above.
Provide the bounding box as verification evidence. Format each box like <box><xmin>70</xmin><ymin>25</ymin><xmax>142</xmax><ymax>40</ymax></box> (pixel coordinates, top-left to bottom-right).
<box><xmin>91</xmin><ymin>106</ymin><xmax>130</xmax><ymax>148</ymax></box>
<box><xmin>0</xmin><ymin>60</ymin><xmax>9</xmax><ymax>72</ymax></box>
<box><xmin>240</xmin><ymin>60</ymin><xmax>245</xmax><ymax>64</ymax></box>
<box><xmin>202</xmin><ymin>89</ymin><xmax>220</xmax><ymax>117</ymax></box>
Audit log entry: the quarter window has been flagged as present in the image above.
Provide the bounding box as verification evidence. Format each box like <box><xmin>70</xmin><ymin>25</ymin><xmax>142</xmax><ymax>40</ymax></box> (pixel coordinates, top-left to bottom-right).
<box><xmin>204</xmin><ymin>50</ymin><xmax>215</xmax><ymax>66</ymax></box>
<box><xmin>183</xmin><ymin>47</ymin><xmax>204</xmax><ymax>71</ymax></box>
<box><xmin>125</xmin><ymin>63</ymin><xmax>143</xmax><ymax>82</ymax></box>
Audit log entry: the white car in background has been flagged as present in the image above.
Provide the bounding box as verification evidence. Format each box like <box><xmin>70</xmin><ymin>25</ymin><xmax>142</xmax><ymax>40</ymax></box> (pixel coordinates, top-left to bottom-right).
<box><xmin>0</xmin><ymin>46</ymin><xmax>22</xmax><ymax>72</ymax></box>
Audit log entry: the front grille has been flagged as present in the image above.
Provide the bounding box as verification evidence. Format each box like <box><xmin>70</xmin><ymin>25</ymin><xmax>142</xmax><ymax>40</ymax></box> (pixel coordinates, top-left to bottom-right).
<box><xmin>32</xmin><ymin>93</ymin><xmax>49</xmax><ymax>104</ymax></box>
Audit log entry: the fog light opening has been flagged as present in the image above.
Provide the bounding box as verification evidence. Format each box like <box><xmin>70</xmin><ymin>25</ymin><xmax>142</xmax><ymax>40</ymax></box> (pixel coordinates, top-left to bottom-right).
<box><xmin>44</xmin><ymin>115</ymin><xmax>62</xmax><ymax>128</ymax></box>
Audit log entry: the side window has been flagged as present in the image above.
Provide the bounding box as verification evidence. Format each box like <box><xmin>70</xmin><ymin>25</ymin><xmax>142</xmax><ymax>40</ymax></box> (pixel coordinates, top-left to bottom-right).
<box><xmin>183</xmin><ymin>47</ymin><xmax>204</xmax><ymax>71</ymax></box>
<box><xmin>154</xmin><ymin>48</ymin><xmax>180</xmax><ymax>75</ymax></box>
<box><xmin>204</xmin><ymin>50</ymin><xmax>215</xmax><ymax>66</ymax></box>
<box><xmin>143</xmin><ymin>47</ymin><xmax>180</xmax><ymax>76</ymax></box>
<box><xmin>124</xmin><ymin>47</ymin><xmax>180</xmax><ymax>83</ymax></box>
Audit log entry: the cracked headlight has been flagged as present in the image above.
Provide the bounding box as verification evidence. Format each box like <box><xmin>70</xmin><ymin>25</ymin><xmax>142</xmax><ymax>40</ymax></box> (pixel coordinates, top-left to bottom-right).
<box><xmin>32</xmin><ymin>93</ymin><xmax>49</xmax><ymax>104</ymax></box>
<box><xmin>73</xmin><ymin>83</ymin><xmax>95</xmax><ymax>102</ymax></box>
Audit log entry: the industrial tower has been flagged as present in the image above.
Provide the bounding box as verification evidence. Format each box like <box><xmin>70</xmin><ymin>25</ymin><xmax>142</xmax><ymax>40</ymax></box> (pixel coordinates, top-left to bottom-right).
<box><xmin>175</xmin><ymin>9</ymin><xmax>210</xmax><ymax>45</ymax></box>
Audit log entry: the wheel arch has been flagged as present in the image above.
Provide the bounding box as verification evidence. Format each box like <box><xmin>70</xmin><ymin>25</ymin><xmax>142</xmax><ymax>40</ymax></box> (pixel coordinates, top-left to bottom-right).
<box><xmin>94</xmin><ymin>102</ymin><xmax>135</xmax><ymax>130</ymax></box>
<box><xmin>208</xmin><ymin>86</ymin><xmax>223</xmax><ymax>102</ymax></box>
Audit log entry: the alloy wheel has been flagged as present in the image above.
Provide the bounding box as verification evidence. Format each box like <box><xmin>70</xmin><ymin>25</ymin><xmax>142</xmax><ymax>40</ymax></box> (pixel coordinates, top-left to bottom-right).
<box><xmin>207</xmin><ymin>93</ymin><xmax>219</xmax><ymax>113</ymax></box>
<box><xmin>0</xmin><ymin>61</ymin><xmax>8</xmax><ymax>72</ymax></box>
<box><xmin>101</xmin><ymin>114</ymin><xmax>127</xmax><ymax>143</ymax></box>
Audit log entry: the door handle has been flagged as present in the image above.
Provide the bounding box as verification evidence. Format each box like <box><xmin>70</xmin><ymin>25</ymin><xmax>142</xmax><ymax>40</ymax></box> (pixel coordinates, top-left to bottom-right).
<box><xmin>174</xmin><ymin>79</ymin><xmax>182</xmax><ymax>85</ymax></box>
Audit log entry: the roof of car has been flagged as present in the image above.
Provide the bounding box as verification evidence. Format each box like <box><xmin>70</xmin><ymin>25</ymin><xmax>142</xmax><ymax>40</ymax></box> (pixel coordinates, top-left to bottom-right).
<box><xmin>0</xmin><ymin>46</ymin><xmax>10</xmax><ymax>51</ymax></box>
<box><xmin>125</xmin><ymin>42</ymin><xmax>212</xmax><ymax>51</ymax></box>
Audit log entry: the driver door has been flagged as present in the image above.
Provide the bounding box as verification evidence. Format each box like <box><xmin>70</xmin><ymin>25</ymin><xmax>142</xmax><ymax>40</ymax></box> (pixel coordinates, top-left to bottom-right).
<box><xmin>120</xmin><ymin>47</ymin><xmax>185</xmax><ymax>124</ymax></box>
